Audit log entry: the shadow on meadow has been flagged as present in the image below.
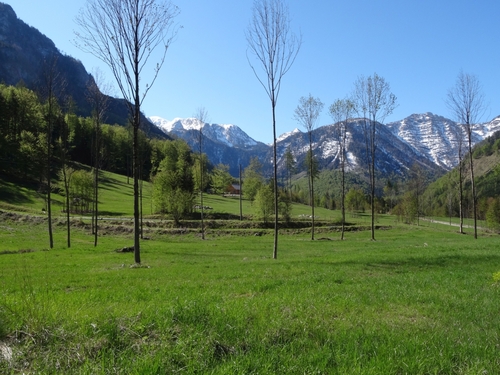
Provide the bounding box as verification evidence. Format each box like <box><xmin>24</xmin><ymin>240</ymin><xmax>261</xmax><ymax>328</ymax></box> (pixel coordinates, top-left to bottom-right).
<box><xmin>0</xmin><ymin>178</ymin><xmax>36</xmax><ymax>205</ymax></box>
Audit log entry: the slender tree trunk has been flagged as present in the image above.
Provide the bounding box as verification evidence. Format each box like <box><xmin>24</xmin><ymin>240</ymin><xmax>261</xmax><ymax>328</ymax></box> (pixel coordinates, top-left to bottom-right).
<box><xmin>64</xmin><ymin>170</ymin><xmax>70</xmax><ymax>248</ymax></box>
<box><xmin>370</xmin><ymin>119</ymin><xmax>376</xmax><ymax>241</ymax></box>
<box><xmin>309</xmin><ymin>136</ymin><xmax>315</xmax><ymax>241</ymax></box>
<box><xmin>140</xmin><ymin>166</ymin><xmax>144</xmax><ymax>240</ymax></box>
<box><xmin>93</xmin><ymin>126</ymin><xmax>100</xmax><ymax>247</ymax></box>
<box><xmin>468</xmin><ymin>142</ymin><xmax>477</xmax><ymax>238</ymax></box>
<box><xmin>239</xmin><ymin>164</ymin><xmax>243</xmax><ymax>221</ymax></box>
<box><xmin>200</xmin><ymin>155</ymin><xmax>205</xmax><ymax>239</ymax></box>
<box><xmin>133</xmin><ymin>119</ymin><xmax>140</xmax><ymax>263</ymax></box>
<box><xmin>272</xmin><ymin>99</ymin><xmax>278</xmax><ymax>260</ymax></box>
<box><xmin>94</xmin><ymin>166</ymin><xmax>98</xmax><ymax>247</ymax></box>
<box><xmin>132</xmin><ymin>14</ymin><xmax>141</xmax><ymax>264</ymax></box>
<box><xmin>340</xmin><ymin>136</ymin><xmax>346</xmax><ymax>240</ymax></box>
<box><xmin>47</xmin><ymin>110</ymin><xmax>54</xmax><ymax>249</ymax></box>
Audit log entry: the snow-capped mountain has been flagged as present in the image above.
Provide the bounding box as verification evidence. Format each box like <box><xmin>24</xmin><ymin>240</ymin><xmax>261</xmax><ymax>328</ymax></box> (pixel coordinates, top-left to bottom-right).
<box><xmin>149</xmin><ymin>116</ymin><xmax>260</xmax><ymax>149</ymax></box>
<box><xmin>148</xmin><ymin>113</ymin><xmax>500</xmax><ymax>179</ymax></box>
<box><xmin>277</xmin><ymin>128</ymin><xmax>302</xmax><ymax>143</ymax></box>
<box><xmin>386</xmin><ymin>112</ymin><xmax>500</xmax><ymax>170</ymax></box>
<box><xmin>149</xmin><ymin>116</ymin><xmax>268</xmax><ymax>176</ymax></box>
<box><xmin>272</xmin><ymin>118</ymin><xmax>443</xmax><ymax>177</ymax></box>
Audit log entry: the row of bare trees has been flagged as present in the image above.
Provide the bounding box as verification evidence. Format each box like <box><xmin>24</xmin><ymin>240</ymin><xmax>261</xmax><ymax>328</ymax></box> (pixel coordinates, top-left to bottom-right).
<box><xmin>71</xmin><ymin>0</ymin><xmax>486</xmax><ymax>264</ymax></box>
<box><xmin>34</xmin><ymin>54</ymin><xmax>111</xmax><ymax>250</ymax></box>
<box><xmin>245</xmin><ymin>0</ymin><xmax>400</xmax><ymax>257</ymax></box>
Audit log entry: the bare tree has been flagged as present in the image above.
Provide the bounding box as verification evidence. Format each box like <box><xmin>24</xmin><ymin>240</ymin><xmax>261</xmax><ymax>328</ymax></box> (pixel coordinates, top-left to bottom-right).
<box><xmin>39</xmin><ymin>54</ymin><xmax>66</xmax><ymax>249</ymax></box>
<box><xmin>294</xmin><ymin>94</ymin><xmax>323</xmax><ymax>240</ymax></box>
<box><xmin>450</xmin><ymin>124</ymin><xmax>466</xmax><ymax>233</ymax></box>
<box><xmin>86</xmin><ymin>68</ymin><xmax>110</xmax><ymax>247</ymax></box>
<box><xmin>353</xmin><ymin>73</ymin><xmax>397</xmax><ymax>240</ymax></box>
<box><xmin>193</xmin><ymin>107</ymin><xmax>209</xmax><ymax>240</ymax></box>
<box><xmin>329</xmin><ymin>97</ymin><xmax>355</xmax><ymax>240</ymax></box>
<box><xmin>75</xmin><ymin>0</ymin><xmax>180</xmax><ymax>264</ymax></box>
<box><xmin>246</xmin><ymin>0</ymin><xmax>301</xmax><ymax>259</ymax></box>
<box><xmin>447</xmin><ymin>71</ymin><xmax>486</xmax><ymax>239</ymax></box>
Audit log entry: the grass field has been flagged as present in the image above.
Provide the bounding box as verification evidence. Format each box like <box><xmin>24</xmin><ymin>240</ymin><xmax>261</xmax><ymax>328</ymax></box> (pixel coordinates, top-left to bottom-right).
<box><xmin>1</xmin><ymin>172</ymin><xmax>499</xmax><ymax>373</ymax></box>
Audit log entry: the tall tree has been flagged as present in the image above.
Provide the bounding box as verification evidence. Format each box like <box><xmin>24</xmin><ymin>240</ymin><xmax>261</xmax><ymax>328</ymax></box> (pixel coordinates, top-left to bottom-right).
<box><xmin>75</xmin><ymin>0</ymin><xmax>180</xmax><ymax>264</ymax></box>
<box><xmin>86</xmin><ymin>69</ymin><xmax>110</xmax><ymax>247</ymax></box>
<box><xmin>329</xmin><ymin>98</ymin><xmax>355</xmax><ymax>240</ymax></box>
<box><xmin>246</xmin><ymin>0</ymin><xmax>301</xmax><ymax>259</ymax></box>
<box><xmin>447</xmin><ymin>71</ymin><xmax>485</xmax><ymax>239</ymax></box>
<box><xmin>352</xmin><ymin>73</ymin><xmax>397</xmax><ymax>241</ymax></box>
<box><xmin>193</xmin><ymin>107</ymin><xmax>209</xmax><ymax>240</ymax></box>
<box><xmin>294</xmin><ymin>94</ymin><xmax>323</xmax><ymax>240</ymax></box>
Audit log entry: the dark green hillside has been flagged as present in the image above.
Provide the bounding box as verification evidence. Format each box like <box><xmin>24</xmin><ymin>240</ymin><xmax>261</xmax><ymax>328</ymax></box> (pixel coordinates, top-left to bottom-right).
<box><xmin>423</xmin><ymin>130</ymin><xmax>500</xmax><ymax>220</ymax></box>
<box><xmin>0</xmin><ymin>3</ymin><xmax>165</xmax><ymax>138</ymax></box>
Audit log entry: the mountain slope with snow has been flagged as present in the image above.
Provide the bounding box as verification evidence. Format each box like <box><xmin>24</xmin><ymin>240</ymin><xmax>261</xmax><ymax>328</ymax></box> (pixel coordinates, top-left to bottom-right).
<box><xmin>149</xmin><ymin>116</ymin><xmax>261</xmax><ymax>149</ymax></box>
<box><xmin>386</xmin><ymin>113</ymin><xmax>500</xmax><ymax>170</ymax></box>
<box><xmin>149</xmin><ymin>113</ymin><xmax>500</xmax><ymax>179</ymax></box>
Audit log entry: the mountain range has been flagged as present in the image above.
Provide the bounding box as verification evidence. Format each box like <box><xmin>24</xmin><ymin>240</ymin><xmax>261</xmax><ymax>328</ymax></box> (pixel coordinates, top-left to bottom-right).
<box><xmin>2</xmin><ymin>1</ymin><xmax>500</xmax><ymax>181</ymax></box>
<box><xmin>149</xmin><ymin>113</ymin><xmax>500</xmax><ymax>178</ymax></box>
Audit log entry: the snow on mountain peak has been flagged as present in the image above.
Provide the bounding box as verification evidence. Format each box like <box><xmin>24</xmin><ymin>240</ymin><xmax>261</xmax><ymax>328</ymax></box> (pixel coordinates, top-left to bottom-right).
<box><xmin>277</xmin><ymin>128</ymin><xmax>302</xmax><ymax>143</ymax></box>
<box><xmin>148</xmin><ymin>116</ymin><xmax>259</xmax><ymax>148</ymax></box>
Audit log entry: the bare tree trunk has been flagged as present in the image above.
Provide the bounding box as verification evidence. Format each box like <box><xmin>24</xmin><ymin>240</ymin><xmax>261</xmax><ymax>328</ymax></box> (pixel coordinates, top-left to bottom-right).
<box><xmin>133</xmin><ymin>111</ymin><xmax>141</xmax><ymax>264</ymax></box>
<box><xmin>94</xmin><ymin>167</ymin><xmax>99</xmax><ymax>246</ymax></box>
<box><xmin>272</xmin><ymin>99</ymin><xmax>279</xmax><ymax>259</ymax></box>
<box><xmin>340</xmin><ymin>137</ymin><xmax>346</xmax><ymax>240</ymax></box>
<box><xmin>309</xmin><ymin>138</ymin><xmax>315</xmax><ymax>241</ymax></box>
<box><xmin>468</xmin><ymin>143</ymin><xmax>477</xmax><ymax>238</ymax></box>
<box><xmin>62</xmin><ymin>166</ymin><xmax>71</xmax><ymax>248</ymax></box>
<box><xmin>370</xmin><ymin>119</ymin><xmax>376</xmax><ymax>240</ymax></box>
<box><xmin>239</xmin><ymin>164</ymin><xmax>243</xmax><ymax>221</ymax></box>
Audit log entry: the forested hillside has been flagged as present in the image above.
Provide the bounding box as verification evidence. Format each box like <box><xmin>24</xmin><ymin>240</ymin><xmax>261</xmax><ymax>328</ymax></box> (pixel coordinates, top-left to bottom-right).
<box><xmin>0</xmin><ymin>84</ymin><xmax>148</xmax><ymax>180</ymax></box>
<box><xmin>0</xmin><ymin>2</ymin><xmax>164</xmax><ymax>138</ymax></box>
<box><xmin>419</xmin><ymin>133</ymin><xmax>500</xmax><ymax>228</ymax></box>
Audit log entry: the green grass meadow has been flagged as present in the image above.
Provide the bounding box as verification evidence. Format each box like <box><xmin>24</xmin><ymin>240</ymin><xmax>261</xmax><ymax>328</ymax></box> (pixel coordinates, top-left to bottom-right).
<box><xmin>1</xmin><ymin>172</ymin><xmax>500</xmax><ymax>373</ymax></box>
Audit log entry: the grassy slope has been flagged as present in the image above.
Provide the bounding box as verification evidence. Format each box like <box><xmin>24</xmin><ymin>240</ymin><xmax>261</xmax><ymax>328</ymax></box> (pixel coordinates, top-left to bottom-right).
<box><xmin>0</xmin><ymin>170</ymin><xmax>344</xmax><ymax>222</ymax></box>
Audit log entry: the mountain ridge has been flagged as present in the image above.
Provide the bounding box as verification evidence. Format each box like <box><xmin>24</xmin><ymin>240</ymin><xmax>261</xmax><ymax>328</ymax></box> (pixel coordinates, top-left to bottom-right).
<box><xmin>150</xmin><ymin>113</ymin><xmax>500</xmax><ymax>178</ymax></box>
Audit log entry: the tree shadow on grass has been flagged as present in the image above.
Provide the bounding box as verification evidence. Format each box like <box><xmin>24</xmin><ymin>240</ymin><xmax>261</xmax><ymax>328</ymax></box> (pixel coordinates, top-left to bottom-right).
<box><xmin>307</xmin><ymin>253</ymin><xmax>500</xmax><ymax>271</ymax></box>
<box><xmin>0</xmin><ymin>177</ymin><xmax>37</xmax><ymax>205</ymax></box>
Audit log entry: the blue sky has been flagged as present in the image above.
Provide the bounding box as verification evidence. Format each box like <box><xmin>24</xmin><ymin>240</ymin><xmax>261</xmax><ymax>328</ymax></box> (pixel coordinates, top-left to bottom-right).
<box><xmin>3</xmin><ymin>0</ymin><xmax>500</xmax><ymax>144</ymax></box>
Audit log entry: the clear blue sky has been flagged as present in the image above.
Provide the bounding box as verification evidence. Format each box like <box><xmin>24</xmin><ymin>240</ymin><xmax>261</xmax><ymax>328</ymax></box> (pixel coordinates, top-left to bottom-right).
<box><xmin>3</xmin><ymin>0</ymin><xmax>500</xmax><ymax>144</ymax></box>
